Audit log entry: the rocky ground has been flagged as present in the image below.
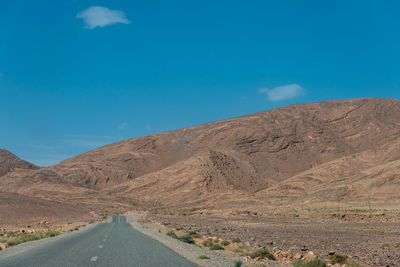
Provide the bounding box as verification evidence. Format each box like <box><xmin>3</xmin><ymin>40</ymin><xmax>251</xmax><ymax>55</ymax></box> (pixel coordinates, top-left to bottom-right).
<box><xmin>147</xmin><ymin>210</ymin><xmax>400</xmax><ymax>266</ymax></box>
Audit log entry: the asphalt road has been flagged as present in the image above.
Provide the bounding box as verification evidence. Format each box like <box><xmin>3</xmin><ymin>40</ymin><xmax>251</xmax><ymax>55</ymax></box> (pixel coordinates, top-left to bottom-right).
<box><xmin>0</xmin><ymin>215</ymin><xmax>197</xmax><ymax>267</ymax></box>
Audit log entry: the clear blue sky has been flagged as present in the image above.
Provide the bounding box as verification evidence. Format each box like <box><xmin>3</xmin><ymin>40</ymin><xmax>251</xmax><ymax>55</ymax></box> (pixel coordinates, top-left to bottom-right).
<box><xmin>1</xmin><ymin>0</ymin><xmax>400</xmax><ymax>166</ymax></box>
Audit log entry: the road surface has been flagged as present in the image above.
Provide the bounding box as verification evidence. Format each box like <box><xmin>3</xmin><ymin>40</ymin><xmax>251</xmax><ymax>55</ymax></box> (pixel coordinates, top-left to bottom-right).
<box><xmin>0</xmin><ymin>215</ymin><xmax>197</xmax><ymax>267</ymax></box>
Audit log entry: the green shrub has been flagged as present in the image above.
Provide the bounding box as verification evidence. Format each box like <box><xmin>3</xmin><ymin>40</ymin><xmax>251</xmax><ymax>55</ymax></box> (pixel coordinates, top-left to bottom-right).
<box><xmin>232</xmin><ymin>248</ymin><xmax>242</xmax><ymax>253</ymax></box>
<box><xmin>166</xmin><ymin>231</ymin><xmax>178</xmax><ymax>239</ymax></box>
<box><xmin>221</xmin><ymin>240</ymin><xmax>230</xmax><ymax>246</ymax></box>
<box><xmin>0</xmin><ymin>246</ymin><xmax>2</xmax><ymax>251</ymax></box>
<box><xmin>202</xmin><ymin>239</ymin><xmax>213</xmax><ymax>247</ymax></box>
<box><xmin>345</xmin><ymin>259</ymin><xmax>363</xmax><ymax>267</ymax></box>
<box><xmin>330</xmin><ymin>253</ymin><xmax>347</xmax><ymax>264</ymax></box>
<box><xmin>210</xmin><ymin>243</ymin><xmax>224</xmax><ymax>250</ymax></box>
<box><xmin>188</xmin><ymin>230</ymin><xmax>197</xmax><ymax>235</ymax></box>
<box><xmin>293</xmin><ymin>259</ymin><xmax>327</xmax><ymax>267</ymax></box>
<box><xmin>7</xmin><ymin>240</ymin><xmax>21</xmax><ymax>246</ymax></box>
<box><xmin>249</xmin><ymin>249</ymin><xmax>275</xmax><ymax>260</ymax></box>
<box><xmin>74</xmin><ymin>227</ymin><xmax>79</xmax><ymax>231</ymax></box>
<box><xmin>234</xmin><ymin>259</ymin><xmax>243</xmax><ymax>267</ymax></box>
<box><xmin>232</xmin><ymin>237</ymin><xmax>241</xmax><ymax>243</ymax></box>
<box><xmin>44</xmin><ymin>231</ymin><xmax>61</xmax><ymax>237</ymax></box>
<box><xmin>213</xmin><ymin>238</ymin><xmax>220</xmax><ymax>243</ymax></box>
<box><xmin>197</xmin><ymin>255</ymin><xmax>210</xmax><ymax>259</ymax></box>
<box><xmin>178</xmin><ymin>235</ymin><xmax>195</xmax><ymax>244</ymax></box>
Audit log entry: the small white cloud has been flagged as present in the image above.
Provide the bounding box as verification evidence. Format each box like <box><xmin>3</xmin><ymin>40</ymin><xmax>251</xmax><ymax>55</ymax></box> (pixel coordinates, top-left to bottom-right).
<box><xmin>258</xmin><ymin>84</ymin><xmax>304</xmax><ymax>101</ymax></box>
<box><xmin>77</xmin><ymin>6</ymin><xmax>131</xmax><ymax>29</ymax></box>
<box><xmin>118</xmin><ymin>122</ymin><xmax>127</xmax><ymax>130</ymax></box>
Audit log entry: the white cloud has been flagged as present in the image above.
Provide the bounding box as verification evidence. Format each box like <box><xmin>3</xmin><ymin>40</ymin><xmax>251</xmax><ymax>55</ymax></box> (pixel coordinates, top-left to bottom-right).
<box><xmin>118</xmin><ymin>122</ymin><xmax>127</xmax><ymax>130</ymax></box>
<box><xmin>258</xmin><ymin>84</ymin><xmax>304</xmax><ymax>101</ymax></box>
<box><xmin>77</xmin><ymin>6</ymin><xmax>131</xmax><ymax>29</ymax></box>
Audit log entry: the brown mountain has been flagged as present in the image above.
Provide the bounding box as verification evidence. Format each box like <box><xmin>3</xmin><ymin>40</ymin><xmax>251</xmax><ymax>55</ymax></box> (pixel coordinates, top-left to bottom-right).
<box><xmin>2</xmin><ymin>97</ymin><xmax>400</xmax><ymax>217</ymax></box>
<box><xmin>0</xmin><ymin>149</ymin><xmax>39</xmax><ymax>177</ymax></box>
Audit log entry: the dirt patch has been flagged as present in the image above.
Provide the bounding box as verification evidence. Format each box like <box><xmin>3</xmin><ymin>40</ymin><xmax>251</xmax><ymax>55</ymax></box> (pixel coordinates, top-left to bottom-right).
<box><xmin>149</xmin><ymin>212</ymin><xmax>400</xmax><ymax>266</ymax></box>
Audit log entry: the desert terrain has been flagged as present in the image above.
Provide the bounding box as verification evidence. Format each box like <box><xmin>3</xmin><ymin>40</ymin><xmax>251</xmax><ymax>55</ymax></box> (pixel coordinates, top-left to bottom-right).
<box><xmin>1</xmin><ymin>97</ymin><xmax>400</xmax><ymax>266</ymax></box>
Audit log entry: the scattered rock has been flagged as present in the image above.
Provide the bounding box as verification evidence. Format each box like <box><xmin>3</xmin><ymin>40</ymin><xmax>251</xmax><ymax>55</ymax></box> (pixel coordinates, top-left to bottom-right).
<box><xmin>301</xmin><ymin>245</ymin><xmax>308</xmax><ymax>251</ymax></box>
<box><xmin>293</xmin><ymin>253</ymin><xmax>302</xmax><ymax>260</ymax></box>
<box><xmin>302</xmin><ymin>251</ymin><xmax>316</xmax><ymax>261</ymax></box>
<box><xmin>273</xmin><ymin>249</ymin><xmax>293</xmax><ymax>261</ymax></box>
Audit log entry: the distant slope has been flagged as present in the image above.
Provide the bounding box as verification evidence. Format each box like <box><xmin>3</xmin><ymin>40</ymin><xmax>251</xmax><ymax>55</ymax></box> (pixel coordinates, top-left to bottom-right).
<box><xmin>50</xmin><ymin>98</ymin><xmax>400</xmax><ymax>191</ymax></box>
<box><xmin>2</xmin><ymin>97</ymin><xmax>400</xmax><ymax>212</ymax></box>
<box><xmin>0</xmin><ymin>149</ymin><xmax>38</xmax><ymax>177</ymax></box>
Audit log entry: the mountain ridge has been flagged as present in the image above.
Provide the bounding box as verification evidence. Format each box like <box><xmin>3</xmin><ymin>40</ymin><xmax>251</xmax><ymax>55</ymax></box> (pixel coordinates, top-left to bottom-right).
<box><xmin>1</xmin><ymin>97</ymin><xmax>400</xmax><ymax>216</ymax></box>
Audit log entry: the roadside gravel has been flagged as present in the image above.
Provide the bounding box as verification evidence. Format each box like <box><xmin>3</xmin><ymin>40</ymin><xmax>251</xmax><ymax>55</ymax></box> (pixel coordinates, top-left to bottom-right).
<box><xmin>126</xmin><ymin>211</ymin><xmax>292</xmax><ymax>267</ymax></box>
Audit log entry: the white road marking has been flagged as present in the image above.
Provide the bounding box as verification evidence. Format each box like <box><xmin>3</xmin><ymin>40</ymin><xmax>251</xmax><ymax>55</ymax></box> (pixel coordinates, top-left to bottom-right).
<box><xmin>98</xmin><ymin>245</ymin><xmax>103</xmax><ymax>249</ymax></box>
<box><xmin>90</xmin><ymin>256</ymin><xmax>98</xmax><ymax>262</ymax></box>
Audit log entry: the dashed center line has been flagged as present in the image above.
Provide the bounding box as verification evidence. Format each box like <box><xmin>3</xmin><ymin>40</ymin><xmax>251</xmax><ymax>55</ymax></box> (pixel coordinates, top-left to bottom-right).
<box><xmin>90</xmin><ymin>256</ymin><xmax>98</xmax><ymax>262</ymax></box>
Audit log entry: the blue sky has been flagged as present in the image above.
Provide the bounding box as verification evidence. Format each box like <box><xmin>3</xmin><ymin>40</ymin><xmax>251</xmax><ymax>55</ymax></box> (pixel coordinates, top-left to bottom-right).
<box><xmin>1</xmin><ymin>1</ymin><xmax>400</xmax><ymax>166</ymax></box>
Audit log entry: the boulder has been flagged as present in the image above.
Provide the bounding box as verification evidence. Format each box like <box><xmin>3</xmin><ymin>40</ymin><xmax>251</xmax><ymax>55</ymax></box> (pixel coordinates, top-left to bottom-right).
<box><xmin>302</xmin><ymin>251</ymin><xmax>317</xmax><ymax>261</ymax></box>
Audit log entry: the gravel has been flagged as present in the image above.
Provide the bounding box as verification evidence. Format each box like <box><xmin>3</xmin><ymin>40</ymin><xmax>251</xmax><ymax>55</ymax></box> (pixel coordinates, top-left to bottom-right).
<box><xmin>125</xmin><ymin>211</ymin><xmax>292</xmax><ymax>267</ymax></box>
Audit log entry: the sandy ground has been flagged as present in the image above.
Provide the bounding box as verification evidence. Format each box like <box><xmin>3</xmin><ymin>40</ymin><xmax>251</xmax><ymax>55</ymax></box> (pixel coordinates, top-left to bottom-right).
<box><xmin>126</xmin><ymin>211</ymin><xmax>292</xmax><ymax>267</ymax></box>
<box><xmin>148</xmin><ymin>211</ymin><xmax>400</xmax><ymax>267</ymax></box>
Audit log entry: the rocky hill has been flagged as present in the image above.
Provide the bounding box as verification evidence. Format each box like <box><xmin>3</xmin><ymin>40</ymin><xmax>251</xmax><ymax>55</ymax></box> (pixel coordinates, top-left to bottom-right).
<box><xmin>0</xmin><ymin>149</ymin><xmax>39</xmax><ymax>177</ymax></box>
<box><xmin>1</xmin><ymin>97</ymin><xmax>400</xmax><ymax>215</ymax></box>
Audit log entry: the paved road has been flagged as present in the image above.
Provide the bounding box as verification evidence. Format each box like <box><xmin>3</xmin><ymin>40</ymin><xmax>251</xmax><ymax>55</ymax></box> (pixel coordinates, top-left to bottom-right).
<box><xmin>0</xmin><ymin>215</ymin><xmax>197</xmax><ymax>267</ymax></box>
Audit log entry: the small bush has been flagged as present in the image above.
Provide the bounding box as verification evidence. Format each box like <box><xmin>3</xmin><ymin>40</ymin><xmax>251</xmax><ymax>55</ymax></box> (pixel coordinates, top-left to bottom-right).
<box><xmin>0</xmin><ymin>246</ymin><xmax>2</xmax><ymax>251</ymax></box>
<box><xmin>293</xmin><ymin>259</ymin><xmax>327</xmax><ymax>267</ymax></box>
<box><xmin>7</xmin><ymin>240</ymin><xmax>21</xmax><ymax>246</ymax></box>
<box><xmin>210</xmin><ymin>243</ymin><xmax>224</xmax><ymax>250</ymax></box>
<box><xmin>178</xmin><ymin>235</ymin><xmax>195</xmax><ymax>244</ymax></box>
<box><xmin>202</xmin><ymin>239</ymin><xmax>213</xmax><ymax>247</ymax></box>
<box><xmin>232</xmin><ymin>248</ymin><xmax>242</xmax><ymax>253</ymax></box>
<box><xmin>74</xmin><ymin>227</ymin><xmax>79</xmax><ymax>231</ymax></box>
<box><xmin>175</xmin><ymin>227</ymin><xmax>183</xmax><ymax>231</ymax></box>
<box><xmin>346</xmin><ymin>259</ymin><xmax>363</xmax><ymax>267</ymax></box>
<box><xmin>234</xmin><ymin>259</ymin><xmax>243</xmax><ymax>267</ymax></box>
<box><xmin>44</xmin><ymin>231</ymin><xmax>61</xmax><ymax>237</ymax></box>
<box><xmin>188</xmin><ymin>230</ymin><xmax>197</xmax><ymax>235</ymax></box>
<box><xmin>249</xmin><ymin>249</ymin><xmax>275</xmax><ymax>260</ymax></box>
<box><xmin>232</xmin><ymin>237</ymin><xmax>241</xmax><ymax>243</ymax></box>
<box><xmin>221</xmin><ymin>240</ymin><xmax>230</xmax><ymax>246</ymax></box>
<box><xmin>213</xmin><ymin>238</ymin><xmax>219</xmax><ymax>243</ymax></box>
<box><xmin>197</xmin><ymin>255</ymin><xmax>210</xmax><ymax>259</ymax></box>
<box><xmin>330</xmin><ymin>253</ymin><xmax>347</xmax><ymax>264</ymax></box>
<box><xmin>381</xmin><ymin>243</ymin><xmax>390</xmax><ymax>249</ymax></box>
<box><xmin>166</xmin><ymin>231</ymin><xmax>178</xmax><ymax>239</ymax></box>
